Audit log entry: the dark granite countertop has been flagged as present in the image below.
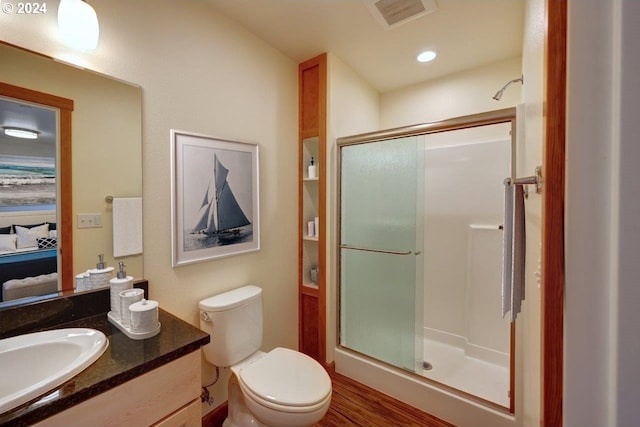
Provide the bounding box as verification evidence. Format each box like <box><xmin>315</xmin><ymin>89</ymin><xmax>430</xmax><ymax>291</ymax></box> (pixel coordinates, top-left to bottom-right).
<box><xmin>0</xmin><ymin>286</ymin><xmax>210</xmax><ymax>427</ymax></box>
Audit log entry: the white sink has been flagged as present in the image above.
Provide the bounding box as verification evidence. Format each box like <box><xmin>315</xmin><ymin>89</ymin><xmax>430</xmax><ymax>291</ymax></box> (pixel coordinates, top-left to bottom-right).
<box><xmin>0</xmin><ymin>328</ymin><xmax>108</xmax><ymax>413</ymax></box>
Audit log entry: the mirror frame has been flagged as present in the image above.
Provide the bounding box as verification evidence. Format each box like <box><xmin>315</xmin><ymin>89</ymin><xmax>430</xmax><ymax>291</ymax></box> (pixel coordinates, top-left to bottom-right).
<box><xmin>0</xmin><ymin>82</ymin><xmax>74</xmax><ymax>292</ymax></box>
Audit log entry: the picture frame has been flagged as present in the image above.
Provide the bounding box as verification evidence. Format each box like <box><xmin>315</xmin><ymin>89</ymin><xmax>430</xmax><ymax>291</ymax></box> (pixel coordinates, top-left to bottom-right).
<box><xmin>171</xmin><ymin>129</ymin><xmax>260</xmax><ymax>267</ymax></box>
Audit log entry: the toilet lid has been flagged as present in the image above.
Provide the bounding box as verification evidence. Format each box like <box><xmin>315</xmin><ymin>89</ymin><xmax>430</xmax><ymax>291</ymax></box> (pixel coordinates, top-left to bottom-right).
<box><xmin>238</xmin><ymin>347</ymin><xmax>331</xmax><ymax>407</ymax></box>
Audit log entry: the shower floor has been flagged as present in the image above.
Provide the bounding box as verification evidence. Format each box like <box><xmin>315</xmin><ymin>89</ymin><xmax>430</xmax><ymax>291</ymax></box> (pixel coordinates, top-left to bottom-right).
<box><xmin>421</xmin><ymin>338</ymin><xmax>509</xmax><ymax>407</ymax></box>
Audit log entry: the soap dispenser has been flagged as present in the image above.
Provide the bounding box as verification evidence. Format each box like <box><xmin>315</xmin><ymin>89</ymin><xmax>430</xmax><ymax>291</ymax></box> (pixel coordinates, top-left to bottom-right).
<box><xmin>116</xmin><ymin>261</ymin><xmax>127</xmax><ymax>279</ymax></box>
<box><xmin>109</xmin><ymin>262</ymin><xmax>133</xmax><ymax>321</ymax></box>
<box><xmin>308</xmin><ymin>157</ymin><xmax>317</xmax><ymax>179</ymax></box>
<box><xmin>88</xmin><ymin>253</ymin><xmax>114</xmax><ymax>289</ymax></box>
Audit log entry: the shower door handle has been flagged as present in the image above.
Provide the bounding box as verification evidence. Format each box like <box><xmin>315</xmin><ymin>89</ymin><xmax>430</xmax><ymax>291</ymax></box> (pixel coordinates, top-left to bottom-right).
<box><xmin>340</xmin><ymin>244</ymin><xmax>413</xmax><ymax>256</ymax></box>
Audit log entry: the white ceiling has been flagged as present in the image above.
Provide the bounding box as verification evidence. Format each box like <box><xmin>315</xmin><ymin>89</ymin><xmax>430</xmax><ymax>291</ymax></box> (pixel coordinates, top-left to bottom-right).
<box><xmin>0</xmin><ymin>98</ymin><xmax>56</xmax><ymax>157</ymax></box>
<box><xmin>207</xmin><ymin>0</ymin><xmax>525</xmax><ymax>93</ymax></box>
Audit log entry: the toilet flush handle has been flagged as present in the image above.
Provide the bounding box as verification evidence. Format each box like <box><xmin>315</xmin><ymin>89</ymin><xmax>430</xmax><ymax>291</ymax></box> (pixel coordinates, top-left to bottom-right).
<box><xmin>201</xmin><ymin>312</ymin><xmax>212</xmax><ymax>323</ymax></box>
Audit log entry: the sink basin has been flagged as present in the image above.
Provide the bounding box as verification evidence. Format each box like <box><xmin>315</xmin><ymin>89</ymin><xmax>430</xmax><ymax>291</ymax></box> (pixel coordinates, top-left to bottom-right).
<box><xmin>0</xmin><ymin>328</ymin><xmax>108</xmax><ymax>413</ymax></box>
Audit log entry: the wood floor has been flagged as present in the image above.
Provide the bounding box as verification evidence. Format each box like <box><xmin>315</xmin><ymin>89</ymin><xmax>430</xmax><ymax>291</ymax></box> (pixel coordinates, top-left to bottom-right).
<box><xmin>314</xmin><ymin>367</ymin><xmax>454</xmax><ymax>427</ymax></box>
<box><xmin>204</xmin><ymin>366</ymin><xmax>454</xmax><ymax>427</ymax></box>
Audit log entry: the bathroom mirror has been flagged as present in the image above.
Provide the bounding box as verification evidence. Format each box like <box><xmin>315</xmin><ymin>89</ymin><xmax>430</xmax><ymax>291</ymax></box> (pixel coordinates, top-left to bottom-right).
<box><xmin>0</xmin><ymin>42</ymin><xmax>142</xmax><ymax>309</ymax></box>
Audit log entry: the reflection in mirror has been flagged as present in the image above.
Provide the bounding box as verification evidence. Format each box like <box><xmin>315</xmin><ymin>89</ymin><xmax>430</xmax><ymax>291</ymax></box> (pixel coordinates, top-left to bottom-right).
<box><xmin>338</xmin><ymin>109</ymin><xmax>516</xmax><ymax>410</ymax></box>
<box><xmin>0</xmin><ymin>104</ymin><xmax>58</xmax><ymax>304</ymax></box>
<box><xmin>0</xmin><ymin>83</ymin><xmax>72</xmax><ymax>308</ymax></box>
<box><xmin>0</xmin><ymin>42</ymin><xmax>142</xmax><ymax>310</ymax></box>
<box><xmin>0</xmin><ymin>99</ymin><xmax>58</xmax><ymax>301</ymax></box>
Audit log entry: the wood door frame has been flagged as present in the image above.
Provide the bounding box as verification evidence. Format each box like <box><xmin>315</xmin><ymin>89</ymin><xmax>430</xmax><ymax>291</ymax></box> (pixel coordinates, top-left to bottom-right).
<box><xmin>542</xmin><ymin>0</ymin><xmax>566</xmax><ymax>425</ymax></box>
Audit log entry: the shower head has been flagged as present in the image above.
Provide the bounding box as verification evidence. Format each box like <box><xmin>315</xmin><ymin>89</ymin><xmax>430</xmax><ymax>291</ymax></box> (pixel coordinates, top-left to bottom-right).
<box><xmin>492</xmin><ymin>75</ymin><xmax>524</xmax><ymax>101</ymax></box>
<box><xmin>492</xmin><ymin>88</ymin><xmax>506</xmax><ymax>101</ymax></box>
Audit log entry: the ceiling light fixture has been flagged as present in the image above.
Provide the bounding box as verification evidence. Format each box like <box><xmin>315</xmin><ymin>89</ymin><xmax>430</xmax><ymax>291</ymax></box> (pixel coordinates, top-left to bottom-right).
<box><xmin>417</xmin><ymin>50</ymin><xmax>437</xmax><ymax>63</ymax></box>
<box><xmin>2</xmin><ymin>127</ymin><xmax>40</xmax><ymax>139</ymax></box>
<box><xmin>58</xmin><ymin>0</ymin><xmax>100</xmax><ymax>51</ymax></box>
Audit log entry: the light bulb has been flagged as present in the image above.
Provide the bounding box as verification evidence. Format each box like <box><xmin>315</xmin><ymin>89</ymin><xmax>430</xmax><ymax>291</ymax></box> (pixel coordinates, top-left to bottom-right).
<box><xmin>58</xmin><ymin>0</ymin><xmax>100</xmax><ymax>51</ymax></box>
<box><xmin>416</xmin><ymin>50</ymin><xmax>437</xmax><ymax>63</ymax></box>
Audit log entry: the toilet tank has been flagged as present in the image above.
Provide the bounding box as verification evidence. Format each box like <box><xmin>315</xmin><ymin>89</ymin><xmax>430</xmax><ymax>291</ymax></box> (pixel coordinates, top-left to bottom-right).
<box><xmin>199</xmin><ymin>285</ymin><xmax>263</xmax><ymax>367</ymax></box>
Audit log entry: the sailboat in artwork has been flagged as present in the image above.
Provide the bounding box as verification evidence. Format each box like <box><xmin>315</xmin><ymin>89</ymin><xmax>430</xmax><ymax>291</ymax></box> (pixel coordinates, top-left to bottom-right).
<box><xmin>192</xmin><ymin>154</ymin><xmax>251</xmax><ymax>238</ymax></box>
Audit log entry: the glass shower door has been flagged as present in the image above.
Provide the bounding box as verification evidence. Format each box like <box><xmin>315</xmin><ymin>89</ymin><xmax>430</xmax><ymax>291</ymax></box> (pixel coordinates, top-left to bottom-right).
<box><xmin>339</xmin><ymin>135</ymin><xmax>423</xmax><ymax>372</ymax></box>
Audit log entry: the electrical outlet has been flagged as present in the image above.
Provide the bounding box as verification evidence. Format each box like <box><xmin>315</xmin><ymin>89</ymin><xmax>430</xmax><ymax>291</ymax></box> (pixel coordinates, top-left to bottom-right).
<box><xmin>77</xmin><ymin>213</ymin><xmax>103</xmax><ymax>228</ymax></box>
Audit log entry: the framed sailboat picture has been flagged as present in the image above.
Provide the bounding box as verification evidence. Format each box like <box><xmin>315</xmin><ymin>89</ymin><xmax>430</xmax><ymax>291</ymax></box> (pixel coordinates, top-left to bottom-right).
<box><xmin>171</xmin><ymin>130</ymin><xmax>260</xmax><ymax>266</ymax></box>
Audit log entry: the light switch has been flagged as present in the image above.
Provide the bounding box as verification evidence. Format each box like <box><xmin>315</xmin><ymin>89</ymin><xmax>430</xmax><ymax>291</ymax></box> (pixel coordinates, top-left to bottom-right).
<box><xmin>77</xmin><ymin>213</ymin><xmax>103</xmax><ymax>228</ymax></box>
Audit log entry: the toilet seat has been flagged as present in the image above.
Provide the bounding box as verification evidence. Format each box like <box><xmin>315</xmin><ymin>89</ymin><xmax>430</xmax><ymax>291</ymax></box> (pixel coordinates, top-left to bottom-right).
<box><xmin>237</xmin><ymin>347</ymin><xmax>332</xmax><ymax>413</ymax></box>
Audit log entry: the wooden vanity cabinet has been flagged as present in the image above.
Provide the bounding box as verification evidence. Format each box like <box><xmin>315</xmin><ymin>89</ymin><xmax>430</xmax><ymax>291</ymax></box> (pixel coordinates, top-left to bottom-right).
<box><xmin>33</xmin><ymin>351</ymin><xmax>202</xmax><ymax>427</ymax></box>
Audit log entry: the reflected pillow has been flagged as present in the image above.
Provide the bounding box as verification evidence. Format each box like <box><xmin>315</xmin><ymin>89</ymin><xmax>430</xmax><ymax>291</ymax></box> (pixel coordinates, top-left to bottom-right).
<box><xmin>0</xmin><ymin>225</ymin><xmax>12</xmax><ymax>234</ymax></box>
<box><xmin>49</xmin><ymin>230</ymin><xmax>58</xmax><ymax>238</ymax></box>
<box><xmin>15</xmin><ymin>224</ymin><xmax>49</xmax><ymax>249</ymax></box>
<box><xmin>13</xmin><ymin>222</ymin><xmax>45</xmax><ymax>229</ymax></box>
<box><xmin>0</xmin><ymin>234</ymin><xmax>17</xmax><ymax>252</ymax></box>
<box><xmin>37</xmin><ymin>237</ymin><xmax>57</xmax><ymax>249</ymax></box>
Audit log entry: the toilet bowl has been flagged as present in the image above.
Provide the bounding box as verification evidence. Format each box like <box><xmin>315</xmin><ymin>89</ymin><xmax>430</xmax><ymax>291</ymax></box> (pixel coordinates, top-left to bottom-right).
<box><xmin>199</xmin><ymin>285</ymin><xmax>332</xmax><ymax>427</ymax></box>
<box><xmin>225</xmin><ymin>348</ymin><xmax>331</xmax><ymax>427</ymax></box>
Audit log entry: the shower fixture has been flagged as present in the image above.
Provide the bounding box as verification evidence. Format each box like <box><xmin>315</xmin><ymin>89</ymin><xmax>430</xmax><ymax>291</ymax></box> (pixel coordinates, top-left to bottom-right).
<box><xmin>492</xmin><ymin>75</ymin><xmax>524</xmax><ymax>101</ymax></box>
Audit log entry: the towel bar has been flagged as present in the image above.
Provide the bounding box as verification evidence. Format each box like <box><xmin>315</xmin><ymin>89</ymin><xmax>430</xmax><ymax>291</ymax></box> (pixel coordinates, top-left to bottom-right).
<box><xmin>512</xmin><ymin>166</ymin><xmax>542</xmax><ymax>196</ymax></box>
<box><xmin>340</xmin><ymin>244</ymin><xmax>413</xmax><ymax>256</ymax></box>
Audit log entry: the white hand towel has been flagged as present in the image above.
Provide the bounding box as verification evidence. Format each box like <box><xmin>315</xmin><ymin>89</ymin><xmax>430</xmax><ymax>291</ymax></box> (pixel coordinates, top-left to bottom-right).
<box><xmin>113</xmin><ymin>197</ymin><xmax>143</xmax><ymax>257</ymax></box>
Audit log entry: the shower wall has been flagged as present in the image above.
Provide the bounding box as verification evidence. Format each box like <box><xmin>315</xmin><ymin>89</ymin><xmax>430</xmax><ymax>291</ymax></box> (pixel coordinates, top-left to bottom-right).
<box><xmin>423</xmin><ymin>127</ymin><xmax>511</xmax><ymax>362</ymax></box>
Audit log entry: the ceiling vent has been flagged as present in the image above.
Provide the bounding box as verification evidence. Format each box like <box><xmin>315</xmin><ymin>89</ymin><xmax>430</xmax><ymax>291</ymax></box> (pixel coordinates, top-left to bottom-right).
<box><xmin>363</xmin><ymin>0</ymin><xmax>438</xmax><ymax>30</ymax></box>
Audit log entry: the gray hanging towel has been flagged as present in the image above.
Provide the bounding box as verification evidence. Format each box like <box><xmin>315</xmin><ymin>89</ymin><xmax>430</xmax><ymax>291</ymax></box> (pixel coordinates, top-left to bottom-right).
<box><xmin>501</xmin><ymin>178</ymin><xmax>513</xmax><ymax>319</ymax></box>
<box><xmin>502</xmin><ymin>178</ymin><xmax>526</xmax><ymax>322</ymax></box>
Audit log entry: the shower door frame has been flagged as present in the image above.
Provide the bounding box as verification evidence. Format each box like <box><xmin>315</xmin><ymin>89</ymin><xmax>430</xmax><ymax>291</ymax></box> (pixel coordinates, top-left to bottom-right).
<box><xmin>336</xmin><ymin>107</ymin><xmax>517</xmax><ymax>413</ymax></box>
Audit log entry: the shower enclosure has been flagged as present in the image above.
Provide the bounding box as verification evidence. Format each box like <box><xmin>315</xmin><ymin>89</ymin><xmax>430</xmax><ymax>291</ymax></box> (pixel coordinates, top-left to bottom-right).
<box><xmin>337</xmin><ymin>109</ymin><xmax>516</xmax><ymax>412</ymax></box>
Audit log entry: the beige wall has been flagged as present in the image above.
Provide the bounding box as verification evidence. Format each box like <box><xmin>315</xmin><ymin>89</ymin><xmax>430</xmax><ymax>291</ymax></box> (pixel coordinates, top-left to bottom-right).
<box><xmin>517</xmin><ymin>0</ymin><xmax>545</xmax><ymax>425</ymax></box>
<box><xmin>326</xmin><ymin>53</ymin><xmax>380</xmax><ymax>362</ymax></box>
<box><xmin>0</xmin><ymin>0</ymin><xmax>298</xmax><ymax>413</ymax></box>
<box><xmin>566</xmin><ymin>0</ymin><xmax>640</xmax><ymax>425</ymax></box>
<box><xmin>380</xmin><ymin>56</ymin><xmax>522</xmax><ymax>128</ymax></box>
<box><xmin>0</xmin><ymin>43</ymin><xmax>143</xmax><ymax>280</ymax></box>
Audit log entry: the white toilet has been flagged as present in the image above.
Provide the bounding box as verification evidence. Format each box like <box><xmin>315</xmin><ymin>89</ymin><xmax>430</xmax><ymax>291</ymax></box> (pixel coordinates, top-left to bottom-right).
<box><xmin>199</xmin><ymin>285</ymin><xmax>332</xmax><ymax>427</ymax></box>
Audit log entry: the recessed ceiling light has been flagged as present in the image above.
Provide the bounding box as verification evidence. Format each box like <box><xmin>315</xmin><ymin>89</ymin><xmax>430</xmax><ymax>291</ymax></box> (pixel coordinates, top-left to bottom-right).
<box><xmin>2</xmin><ymin>127</ymin><xmax>40</xmax><ymax>139</ymax></box>
<box><xmin>417</xmin><ymin>50</ymin><xmax>437</xmax><ymax>63</ymax></box>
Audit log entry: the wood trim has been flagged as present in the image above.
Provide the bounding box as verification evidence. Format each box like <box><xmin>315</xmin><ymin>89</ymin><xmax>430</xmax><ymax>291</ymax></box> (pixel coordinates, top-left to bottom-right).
<box><xmin>0</xmin><ymin>82</ymin><xmax>74</xmax><ymax>111</ymax></box>
<box><xmin>317</xmin><ymin>53</ymin><xmax>328</xmax><ymax>367</ymax></box>
<box><xmin>510</xmin><ymin>322</ymin><xmax>516</xmax><ymax>413</ymax></box>
<box><xmin>300</xmin><ymin>284</ymin><xmax>319</xmax><ymax>297</ymax></box>
<box><xmin>0</xmin><ymin>82</ymin><xmax>74</xmax><ymax>292</ymax></box>
<box><xmin>59</xmin><ymin>109</ymin><xmax>73</xmax><ymax>292</ymax></box>
<box><xmin>202</xmin><ymin>402</ymin><xmax>228</xmax><ymax>427</ymax></box>
<box><xmin>542</xmin><ymin>1</ymin><xmax>566</xmax><ymax>426</ymax></box>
